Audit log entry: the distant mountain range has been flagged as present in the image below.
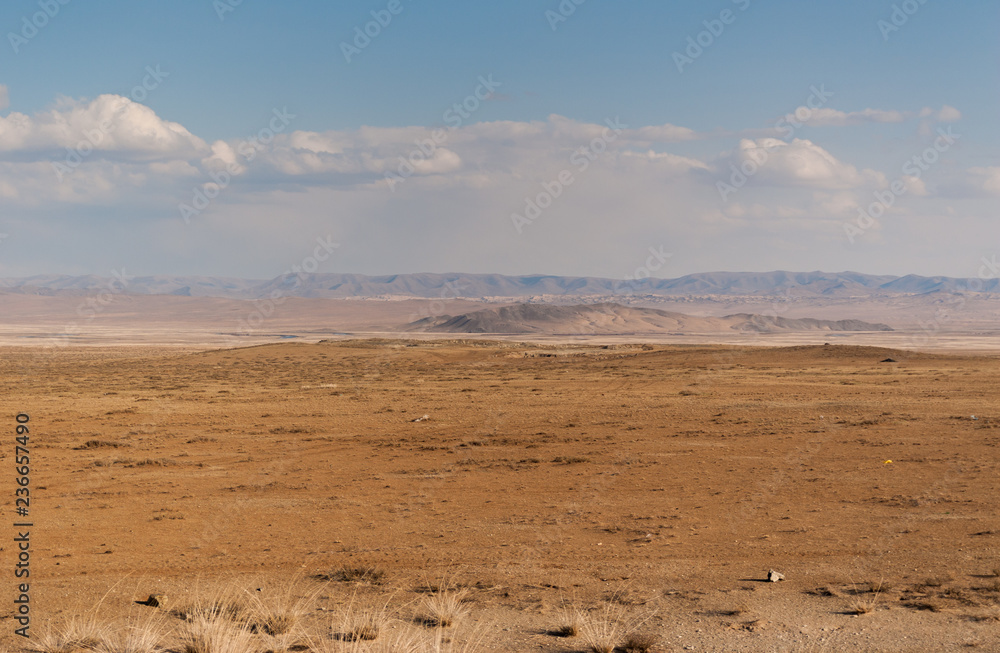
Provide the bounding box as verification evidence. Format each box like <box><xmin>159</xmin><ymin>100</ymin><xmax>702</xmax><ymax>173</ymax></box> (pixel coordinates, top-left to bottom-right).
<box><xmin>404</xmin><ymin>303</ymin><xmax>893</xmax><ymax>335</ymax></box>
<box><xmin>1</xmin><ymin>271</ymin><xmax>996</xmax><ymax>300</ymax></box>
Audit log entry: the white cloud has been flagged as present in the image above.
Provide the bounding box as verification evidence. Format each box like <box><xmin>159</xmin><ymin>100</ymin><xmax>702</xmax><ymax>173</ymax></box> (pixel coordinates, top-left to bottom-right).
<box><xmin>774</xmin><ymin>104</ymin><xmax>962</xmax><ymax>131</ymax></box>
<box><xmin>796</xmin><ymin>107</ymin><xmax>908</xmax><ymax>126</ymax></box>
<box><xmin>967</xmin><ymin>167</ymin><xmax>1000</xmax><ymax>196</ymax></box>
<box><xmin>721</xmin><ymin>138</ymin><xmax>885</xmax><ymax>190</ymax></box>
<box><xmin>900</xmin><ymin>175</ymin><xmax>928</xmax><ymax>197</ymax></box>
<box><xmin>935</xmin><ymin>166</ymin><xmax>1000</xmax><ymax>199</ymax></box>
<box><xmin>627</xmin><ymin>123</ymin><xmax>700</xmax><ymax>143</ymax></box>
<box><xmin>620</xmin><ymin>149</ymin><xmax>710</xmax><ymax>172</ymax></box>
<box><xmin>920</xmin><ymin>105</ymin><xmax>962</xmax><ymax>122</ymax></box>
<box><xmin>0</xmin><ymin>94</ymin><xmax>208</xmax><ymax>161</ymax></box>
<box><xmin>936</xmin><ymin>105</ymin><xmax>962</xmax><ymax>122</ymax></box>
<box><xmin>192</xmin><ymin>114</ymin><xmax>701</xmax><ymax>192</ymax></box>
<box><xmin>1</xmin><ymin>90</ymin><xmax>987</xmax><ymax>281</ymax></box>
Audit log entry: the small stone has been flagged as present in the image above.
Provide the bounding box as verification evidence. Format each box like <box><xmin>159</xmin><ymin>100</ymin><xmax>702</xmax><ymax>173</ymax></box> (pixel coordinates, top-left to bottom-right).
<box><xmin>767</xmin><ymin>569</ymin><xmax>785</xmax><ymax>582</ymax></box>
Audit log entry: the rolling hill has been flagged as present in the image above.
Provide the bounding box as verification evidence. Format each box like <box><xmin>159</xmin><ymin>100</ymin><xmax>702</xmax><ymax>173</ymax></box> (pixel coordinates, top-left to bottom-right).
<box><xmin>404</xmin><ymin>303</ymin><xmax>894</xmax><ymax>335</ymax></box>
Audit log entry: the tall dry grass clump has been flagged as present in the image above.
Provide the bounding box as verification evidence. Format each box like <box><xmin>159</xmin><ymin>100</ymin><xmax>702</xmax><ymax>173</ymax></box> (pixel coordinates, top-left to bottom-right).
<box><xmin>173</xmin><ymin>582</ymin><xmax>248</xmax><ymax>624</ymax></box>
<box><xmin>33</xmin><ymin>614</ymin><xmax>106</xmax><ymax>653</ymax></box>
<box><xmin>420</xmin><ymin>588</ymin><xmax>469</xmax><ymax>629</ymax></box>
<box><xmin>333</xmin><ymin>592</ymin><xmax>396</xmax><ymax>643</ymax></box>
<box><xmin>554</xmin><ymin>607</ymin><xmax>584</xmax><ymax>638</ymax></box>
<box><xmin>575</xmin><ymin>600</ymin><xmax>656</xmax><ymax>653</ymax></box>
<box><xmin>577</xmin><ymin>611</ymin><xmax>621</xmax><ymax>653</ymax></box>
<box><xmin>96</xmin><ymin>613</ymin><xmax>170</xmax><ymax>653</ymax></box>
<box><xmin>180</xmin><ymin>616</ymin><xmax>254</xmax><ymax>653</ymax></box>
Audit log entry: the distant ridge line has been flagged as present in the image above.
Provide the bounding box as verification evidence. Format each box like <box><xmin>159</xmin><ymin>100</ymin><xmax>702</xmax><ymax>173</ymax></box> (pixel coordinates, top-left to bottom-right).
<box><xmin>1</xmin><ymin>270</ymin><xmax>997</xmax><ymax>300</ymax></box>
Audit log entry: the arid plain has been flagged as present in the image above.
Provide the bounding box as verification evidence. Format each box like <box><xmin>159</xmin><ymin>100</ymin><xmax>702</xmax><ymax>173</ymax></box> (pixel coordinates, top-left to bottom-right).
<box><xmin>2</xmin><ymin>337</ymin><xmax>1000</xmax><ymax>652</ymax></box>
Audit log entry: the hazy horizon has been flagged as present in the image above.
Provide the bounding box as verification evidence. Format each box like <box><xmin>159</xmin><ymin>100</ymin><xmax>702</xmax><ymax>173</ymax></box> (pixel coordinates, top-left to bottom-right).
<box><xmin>2</xmin><ymin>268</ymin><xmax>1000</xmax><ymax>284</ymax></box>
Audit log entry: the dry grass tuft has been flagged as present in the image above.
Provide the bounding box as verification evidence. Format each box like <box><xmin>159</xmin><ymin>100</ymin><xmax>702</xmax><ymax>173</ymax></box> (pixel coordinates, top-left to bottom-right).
<box><xmin>335</xmin><ymin>593</ymin><xmax>395</xmax><ymax>643</ymax></box>
<box><xmin>245</xmin><ymin>578</ymin><xmax>322</xmax><ymax>638</ymax></box>
<box><xmin>554</xmin><ymin>623</ymin><xmax>578</xmax><ymax>638</ymax></box>
<box><xmin>623</xmin><ymin>630</ymin><xmax>659</xmax><ymax>653</ymax></box>
<box><xmin>845</xmin><ymin>576</ymin><xmax>887</xmax><ymax>615</ymax></box>
<box><xmin>33</xmin><ymin>615</ymin><xmax>105</xmax><ymax>653</ymax></box>
<box><xmin>258</xmin><ymin>631</ymin><xmax>300</xmax><ymax>653</ymax></box>
<box><xmin>573</xmin><ymin>594</ymin><xmax>656</xmax><ymax>653</ymax></box>
<box><xmin>95</xmin><ymin>614</ymin><xmax>168</xmax><ymax>653</ymax></box>
<box><xmin>848</xmin><ymin>592</ymin><xmax>881</xmax><ymax>615</ymax></box>
<box><xmin>426</xmin><ymin>622</ymin><xmax>493</xmax><ymax>653</ymax></box>
<box><xmin>173</xmin><ymin>584</ymin><xmax>248</xmax><ymax>624</ymax></box>
<box><xmin>180</xmin><ymin>617</ymin><xmax>254</xmax><ymax>653</ymax></box>
<box><xmin>553</xmin><ymin>608</ymin><xmax>583</xmax><ymax>638</ymax></box>
<box><xmin>577</xmin><ymin>606</ymin><xmax>625</xmax><ymax>653</ymax></box>
<box><xmin>420</xmin><ymin>588</ymin><xmax>469</xmax><ymax>629</ymax></box>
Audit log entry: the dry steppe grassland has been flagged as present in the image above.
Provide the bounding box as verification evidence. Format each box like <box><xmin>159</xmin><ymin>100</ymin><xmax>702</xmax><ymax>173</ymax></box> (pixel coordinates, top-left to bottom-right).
<box><xmin>1</xmin><ymin>339</ymin><xmax>999</xmax><ymax>652</ymax></box>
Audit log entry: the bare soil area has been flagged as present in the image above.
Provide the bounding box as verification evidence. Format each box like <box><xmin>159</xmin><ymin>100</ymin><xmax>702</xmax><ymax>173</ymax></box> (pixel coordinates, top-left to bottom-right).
<box><xmin>1</xmin><ymin>340</ymin><xmax>999</xmax><ymax>651</ymax></box>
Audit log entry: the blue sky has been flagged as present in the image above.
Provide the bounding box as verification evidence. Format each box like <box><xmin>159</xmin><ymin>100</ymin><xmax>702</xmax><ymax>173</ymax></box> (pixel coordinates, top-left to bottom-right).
<box><xmin>0</xmin><ymin>0</ymin><xmax>997</xmax><ymax>279</ymax></box>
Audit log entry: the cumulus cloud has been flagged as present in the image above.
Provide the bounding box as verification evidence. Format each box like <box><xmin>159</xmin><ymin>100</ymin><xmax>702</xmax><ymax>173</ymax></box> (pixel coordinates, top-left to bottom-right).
<box><xmin>0</xmin><ymin>90</ymin><xmax>974</xmax><ymax>282</ymax></box>
<box><xmin>917</xmin><ymin>105</ymin><xmax>963</xmax><ymax>138</ymax></box>
<box><xmin>192</xmin><ymin>114</ymin><xmax>702</xmax><ymax>193</ymax></box>
<box><xmin>920</xmin><ymin>105</ymin><xmax>962</xmax><ymax>122</ymax></box>
<box><xmin>720</xmin><ymin>138</ymin><xmax>885</xmax><ymax>190</ymax></box>
<box><xmin>0</xmin><ymin>87</ymin><xmax>989</xmax><ymax>281</ymax></box>
<box><xmin>0</xmin><ymin>94</ymin><xmax>208</xmax><ymax>161</ymax></box>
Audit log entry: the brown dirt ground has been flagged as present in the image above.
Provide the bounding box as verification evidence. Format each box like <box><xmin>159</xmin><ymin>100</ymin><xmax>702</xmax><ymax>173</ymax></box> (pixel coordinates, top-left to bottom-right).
<box><xmin>1</xmin><ymin>340</ymin><xmax>999</xmax><ymax>652</ymax></box>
